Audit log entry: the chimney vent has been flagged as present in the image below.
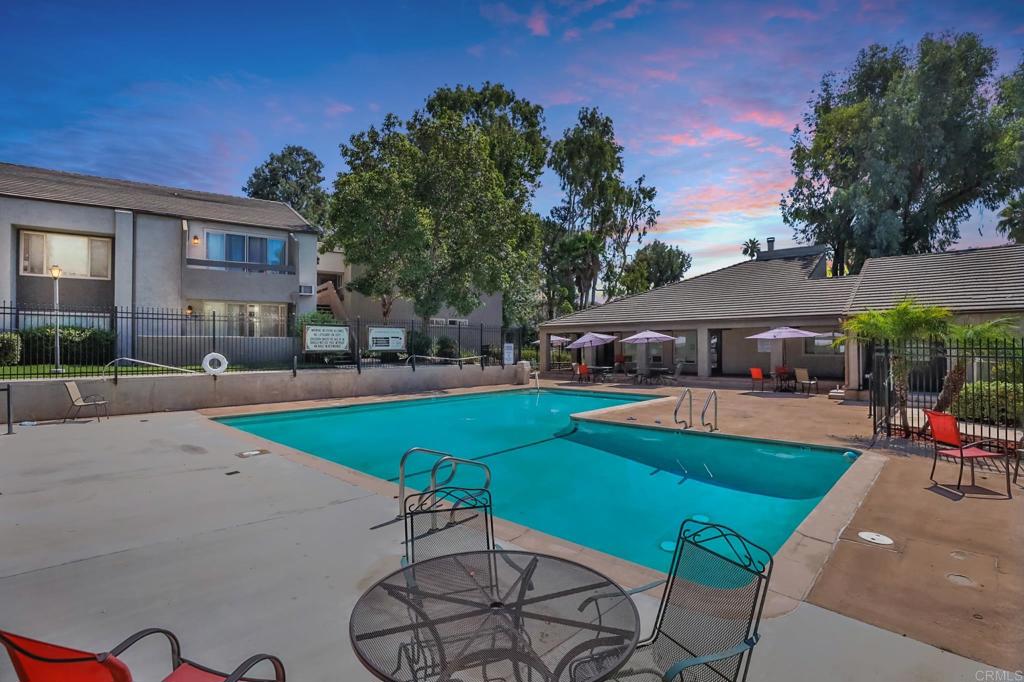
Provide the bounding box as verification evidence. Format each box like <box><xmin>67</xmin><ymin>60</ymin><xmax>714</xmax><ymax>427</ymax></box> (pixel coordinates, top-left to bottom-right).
<box><xmin>766</xmin><ymin>237</ymin><xmax>775</xmax><ymax>252</ymax></box>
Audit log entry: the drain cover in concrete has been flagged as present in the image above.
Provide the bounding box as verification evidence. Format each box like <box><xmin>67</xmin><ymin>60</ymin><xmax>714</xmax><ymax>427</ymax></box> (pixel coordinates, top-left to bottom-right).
<box><xmin>235</xmin><ymin>448</ymin><xmax>270</xmax><ymax>458</ymax></box>
<box><xmin>857</xmin><ymin>531</ymin><xmax>894</xmax><ymax>546</ymax></box>
<box><xmin>946</xmin><ymin>573</ymin><xmax>977</xmax><ymax>587</ymax></box>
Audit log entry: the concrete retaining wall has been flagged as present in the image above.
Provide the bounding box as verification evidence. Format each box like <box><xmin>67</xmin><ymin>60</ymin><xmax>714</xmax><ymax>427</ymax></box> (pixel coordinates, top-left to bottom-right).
<box><xmin>5</xmin><ymin>362</ymin><xmax>530</xmax><ymax>422</ymax></box>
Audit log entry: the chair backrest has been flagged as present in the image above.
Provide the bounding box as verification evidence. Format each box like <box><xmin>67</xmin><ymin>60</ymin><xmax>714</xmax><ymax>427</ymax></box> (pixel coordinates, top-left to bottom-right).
<box><xmin>650</xmin><ymin>521</ymin><xmax>772</xmax><ymax>682</ymax></box>
<box><xmin>794</xmin><ymin>368</ymin><xmax>810</xmax><ymax>382</ymax></box>
<box><xmin>925</xmin><ymin>410</ymin><xmax>962</xmax><ymax>448</ymax></box>
<box><xmin>0</xmin><ymin>631</ymin><xmax>132</xmax><ymax>682</ymax></box>
<box><xmin>579</xmin><ymin>363</ymin><xmax>590</xmax><ymax>376</ymax></box>
<box><xmin>673</xmin><ymin>362</ymin><xmax>683</xmax><ymax>379</ymax></box>
<box><xmin>773</xmin><ymin>366</ymin><xmax>788</xmax><ymax>375</ymax></box>
<box><xmin>749</xmin><ymin>368</ymin><xmax>763</xmax><ymax>380</ymax></box>
<box><xmin>403</xmin><ymin>487</ymin><xmax>494</xmax><ymax>564</ymax></box>
<box><xmin>64</xmin><ymin>382</ymin><xmax>82</xmax><ymax>403</ymax></box>
<box><xmin>571</xmin><ymin>362</ymin><xmax>579</xmax><ymax>376</ymax></box>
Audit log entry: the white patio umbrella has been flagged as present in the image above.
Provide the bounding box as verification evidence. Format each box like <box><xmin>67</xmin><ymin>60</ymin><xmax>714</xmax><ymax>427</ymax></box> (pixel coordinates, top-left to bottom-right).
<box><xmin>620</xmin><ymin>330</ymin><xmax>675</xmax><ymax>344</ymax></box>
<box><xmin>531</xmin><ymin>334</ymin><xmax>570</xmax><ymax>347</ymax></box>
<box><xmin>566</xmin><ymin>332</ymin><xmax>616</xmax><ymax>350</ymax></box>
<box><xmin>746</xmin><ymin>326</ymin><xmax>822</xmax><ymax>366</ymax></box>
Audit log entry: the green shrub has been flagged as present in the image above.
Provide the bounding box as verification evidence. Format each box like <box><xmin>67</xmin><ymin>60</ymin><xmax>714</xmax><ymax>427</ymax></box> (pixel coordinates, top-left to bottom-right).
<box><xmin>951</xmin><ymin>381</ymin><xmax>1024</xmax><ymax>427</ymax></box>
<box><xmin>436</xmin><ymin>336</ymin><xmax>458</xmax><ymax>358</ymax></box>
<box><xmin>0</xmin><ymin>332</ymin><xmax>21</xmax><ymax>366</ymax></box>
<box><xmin>408</xmin><ymin>330</ymin><xmax>433</xmax><ymax>356</ymax></box>
<box><xmin>295</xmin><ymin>311</ymin><xmax>334</xmax><ymax>334</ymax></box>
<box><xmin>552</xmin><ymin>349</ymin><xmax>572</xmax><ymax>364</ymax></box>
<box><xmin>19</xmin><ymin>326</ymin><xmax>117</xmax><ymax>365</ymax></box>
<box><xmin>520</xmin><ymin>348</ymin><xmax>538</xmax><ymax>362</ymax></box>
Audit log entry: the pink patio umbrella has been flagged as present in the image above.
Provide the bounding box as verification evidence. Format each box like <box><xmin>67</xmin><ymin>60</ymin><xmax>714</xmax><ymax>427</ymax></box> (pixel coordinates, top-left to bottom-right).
<box><xmin>746</xmin><ymin>326</ymin><xmax>822</xmax><ymax>366</ymax></box>
<box><xmin>566</xmin><ymin>332</ymin><xmax>616</xmax><ymax>350</ymax></box>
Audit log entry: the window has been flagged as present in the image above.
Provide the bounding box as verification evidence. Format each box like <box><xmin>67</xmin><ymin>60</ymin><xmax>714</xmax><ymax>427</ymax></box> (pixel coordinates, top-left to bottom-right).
<box><xmin>674</xmin><ymin>332</ymin><xmax>697</xmax><ymax>364</ymax></box>
<box><xmin>429</xmin><ymin>318</ymin><xmax>447</xmax><ymax>327</ymax></box>
<box><xmin>804</xmin><ymin>336</ymin><xmax>844</xmax><ymax>355</ymax></box>
<box><xmin>20</xmin><ymin>231</ymin><xmax>112</xmax><ymax>280</ymax></box>
<box><xmin>205</xmin><ymin>230</ymin><xmax>286</xmax><ymax>266</ymax></box>
<box><xmin>187</xmin><ymin>300</ymin><xmax>288</xmax><ymax>337</ymax></box>
<box><xmin>447</xmin><ymin>318</ymin><xmax>469</xmax><ymax>327</ymax></box>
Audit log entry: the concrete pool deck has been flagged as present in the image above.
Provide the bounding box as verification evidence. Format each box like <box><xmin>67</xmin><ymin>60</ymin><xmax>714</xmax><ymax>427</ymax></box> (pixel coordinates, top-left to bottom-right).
<box><xmin>0</xmin><ymin>383</ymin><xmax>1019</xmax><ymax>679</ymax></box>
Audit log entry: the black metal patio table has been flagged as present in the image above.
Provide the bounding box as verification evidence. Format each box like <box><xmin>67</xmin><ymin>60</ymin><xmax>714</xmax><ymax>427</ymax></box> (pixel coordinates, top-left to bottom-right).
<box><xmin>350</xmin><ymin>550</ymin><xmax>640</xmax><ymax>682</ymax></box>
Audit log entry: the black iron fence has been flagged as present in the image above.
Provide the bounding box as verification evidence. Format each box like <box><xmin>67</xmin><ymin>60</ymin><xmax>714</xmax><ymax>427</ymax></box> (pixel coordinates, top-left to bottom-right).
<box><xmin>0</xmin><ymin>303</ymin><xmax>525</xmax><ymax>380</ymax></box>
<box><xmin>869</xmin><ymin>337</ymin><xmax>1023</xmax><ymax>449</ymax></box>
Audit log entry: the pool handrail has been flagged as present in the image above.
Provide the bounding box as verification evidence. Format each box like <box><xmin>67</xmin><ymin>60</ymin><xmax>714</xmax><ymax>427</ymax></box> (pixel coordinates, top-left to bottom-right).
<box><xmin>701</xmin><ymin>390</ymin><xmax>718</xmax><ymax>432</ymax></box>
<box><xmin>674</xmin><ymin>388</ymin><xmax>693</xmax><ymax>428</ymax></box>
<box><xmin>397</xmin><ymin>447</ymin><xmax>452</xmax><ymax>517</ymax></box>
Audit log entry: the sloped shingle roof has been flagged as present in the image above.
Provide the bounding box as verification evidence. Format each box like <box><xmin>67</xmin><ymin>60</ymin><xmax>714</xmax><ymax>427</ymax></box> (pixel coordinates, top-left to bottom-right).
<box><xmin>848</xmin><ymin>244</ymin><xmax>1024</xmax><ymax>313</ymax></box>
<box><xmin>543</xmin><ymin>251</ymin><xmax>859</xmax><ymax>328</ymax></box>
<box><xmin>0</xmin><ymin>162</ymin><xmax>314</xmax><ymax>232</ymax></box>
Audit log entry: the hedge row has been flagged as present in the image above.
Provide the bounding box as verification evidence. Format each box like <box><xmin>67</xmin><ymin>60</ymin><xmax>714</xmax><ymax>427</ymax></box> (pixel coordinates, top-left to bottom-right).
<box><xmin>0</xmin><ymin>326</ymin><xmax>118</xmax><ymax>366</ymax></box>
<box><xmin>951</xmin><ymin>381</ymin><xmax>1024</xmax><ymax>427</ymax></box>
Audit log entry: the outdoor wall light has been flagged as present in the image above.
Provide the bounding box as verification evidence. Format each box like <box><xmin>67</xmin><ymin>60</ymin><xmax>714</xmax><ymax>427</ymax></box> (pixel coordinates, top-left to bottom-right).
<box><xmin>186</xmin><ymin>305</ymin><xmax>194</xmax><ymax>316</ymax></box>
<box><xmin>192</xmin><ymin>235</ymin><xmax>200</xmax><ymax>246</ymax></box>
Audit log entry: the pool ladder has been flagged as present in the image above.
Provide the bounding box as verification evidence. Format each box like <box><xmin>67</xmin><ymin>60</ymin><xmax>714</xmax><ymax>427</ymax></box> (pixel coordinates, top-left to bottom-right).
<box><xmin>396</xmin><ymin>447</ymin><xmax>492</xmax><ymax>518</ymax></box>
<box><xmin>674</xmin><ymin>388</ymin><xmax>718</xmax><ymax>432</ymax></box>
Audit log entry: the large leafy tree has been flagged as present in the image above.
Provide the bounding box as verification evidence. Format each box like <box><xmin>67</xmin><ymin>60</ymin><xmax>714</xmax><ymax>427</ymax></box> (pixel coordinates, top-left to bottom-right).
<box><xmin>326</xmin><ymin>85</ymin><xmax>544</xmax><ymax>325</ymax></box>
<box><xmin>783</xmin><ymin>34</ymin><xmax>1024</xmax><ymax>275</ymax></box>
<box><xmin>842</xmin><ymin>300</ymin><xmax>951</xmax><ymax>436</ymax></box>
<box><xmin>539</xmin><ymin>219</ymin><xmax>576</xmax><ymax>319</ymax></box>
<box><xmin>621</xmin><ymin>240</ymin><xmax>692</xmax><ymax>295</ymax></box>
<box><xmin>412</xmin><ymin>83</ymin><xmax>548</xmax><ymax>326</ymax></box>
<box><xmin>244</xmin><ymin>145</ymin><xmax>329</xmax><ymax>226</ymax></box>
<box><xmin>997</xmin><ymin>196</ymin><xmax>1024</xmax><ymax>243</ymax></box>
<box><xmin>548</xmin><ymin>107</ymin><xmax>657</xmax><ymax>307</ymax></box>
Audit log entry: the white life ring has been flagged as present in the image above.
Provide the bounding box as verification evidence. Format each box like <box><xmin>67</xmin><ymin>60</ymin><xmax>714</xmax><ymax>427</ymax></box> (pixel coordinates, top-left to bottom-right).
<box><xmin>202</xmin><ymin>352</ymin><xmax>228</xmax><ymax>375</ymax></box>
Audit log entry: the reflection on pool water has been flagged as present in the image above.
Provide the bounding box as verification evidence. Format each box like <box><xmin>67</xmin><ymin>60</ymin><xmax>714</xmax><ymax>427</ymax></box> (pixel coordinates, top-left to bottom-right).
<box><xmin>219</xmin><ymin>389</ymin><xmax>856</xmax><ymax>570</ymax></box>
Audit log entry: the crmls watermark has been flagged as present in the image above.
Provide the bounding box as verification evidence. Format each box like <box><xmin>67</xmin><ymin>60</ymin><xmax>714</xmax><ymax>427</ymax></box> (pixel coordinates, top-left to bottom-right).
<box><xmin>975</xmin><ymin>671</ymin><xmax>1024</xmax><ymax>681</ymax></box>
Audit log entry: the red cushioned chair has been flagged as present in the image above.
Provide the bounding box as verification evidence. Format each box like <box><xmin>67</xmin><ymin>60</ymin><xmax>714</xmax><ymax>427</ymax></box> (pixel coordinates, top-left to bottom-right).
<box><xmin>0</xmin><ymin>629</ymin><xmax>285</xmax><ymax>682</ymax></box>
<box><xmin>749</xmin><ymin>367</ymin><xmax>766</xmax><ymax>392</ymax></box>
<box><xmin>924</xmin><ymin>410</ymin><xmax>1012</xmax><ymax>499</ymax></box>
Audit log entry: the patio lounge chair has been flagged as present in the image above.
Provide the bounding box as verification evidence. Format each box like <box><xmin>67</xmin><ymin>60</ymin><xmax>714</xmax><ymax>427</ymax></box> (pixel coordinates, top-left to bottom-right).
<box><xmin>924</xmin><ymin>410</ymin><xmax>1013</xmax><ymax>498</ymax></box>
<box><xmin>572</xmin><ymin>520</ymin><xmax>771</xmax><ymax>682</ymax></box>
<box><xmin>63</xmin><ymin>382</ymin><xmax>109</xmax><ymax>423</ymax></box>
<box><xmin>0</xmin><ymin>628</ymin><xmax>285</xmax><ymax>682</ymax></box>
<box><xmin>749</xmin><ymin>368</ymin><xmax>766</xmax><ymax>392</ymax></box>
<box><xmin>794</xmin><ymin>368</ymin><xmax>818</xmax><ymax>394</ymax></box>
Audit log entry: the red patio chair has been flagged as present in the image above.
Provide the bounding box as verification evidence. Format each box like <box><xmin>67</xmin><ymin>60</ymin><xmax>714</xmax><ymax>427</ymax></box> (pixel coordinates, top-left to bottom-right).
<box><xmin>577</xmin><ymin>363</ymin><xmax>591</xmax><ymax>383</ymax></box>
<box><xmin>924</xmin><ymin>410</ymin><xmax>1012</xmax><ymax>498</ymax></box>
<box><xmin>0</xmin><ymin>628</ymin><xmax>285</xmax><ymax>682</ymax></box>
<box><xmin>749</xmin><ymin>367</ymin><xmax>766</xmax><ymax>391</ymax></box>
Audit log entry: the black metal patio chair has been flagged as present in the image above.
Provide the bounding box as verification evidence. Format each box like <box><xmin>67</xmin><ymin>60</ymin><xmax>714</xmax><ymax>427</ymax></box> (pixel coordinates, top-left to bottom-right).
<box><xmin>402</xmin><ymin>487</ymin><xmax>496</xmax><ymax>566</ymax></box>
<box><xmin>572</xmin><ymin>520</ymin><xmax>772</xmax><ymax>682</ymax></box>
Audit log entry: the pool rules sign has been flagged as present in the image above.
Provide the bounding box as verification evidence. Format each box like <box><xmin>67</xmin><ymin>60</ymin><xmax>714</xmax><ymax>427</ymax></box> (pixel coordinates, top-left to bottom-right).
<box><xmin>304</xmin><ymin>325</ymin><xmax>350</xmax><ymax>353</ymax></box>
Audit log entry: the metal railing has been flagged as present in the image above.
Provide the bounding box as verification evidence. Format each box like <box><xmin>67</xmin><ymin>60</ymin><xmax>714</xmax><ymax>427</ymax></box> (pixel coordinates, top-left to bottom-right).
<box><xmin>396</xmin><ymin>447</ymin><xmax>492</xmax><ymax>517</ymax></box>
<box><xmin>674</xmin><ymin>388</ymin><xmax>693</xmax><ymax>428</ymax></box>
<box><xmin>701</xmin><ymin>390</ymin><xmax>718</xmax><ymax>432</ymax></box>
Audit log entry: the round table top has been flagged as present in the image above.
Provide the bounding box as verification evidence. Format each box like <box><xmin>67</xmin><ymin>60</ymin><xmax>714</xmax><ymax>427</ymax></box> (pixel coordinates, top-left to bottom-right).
<box><xmin>350</xmin><ymin>550</ymin><xmax>640</xmax><ymax>682</ymax></box>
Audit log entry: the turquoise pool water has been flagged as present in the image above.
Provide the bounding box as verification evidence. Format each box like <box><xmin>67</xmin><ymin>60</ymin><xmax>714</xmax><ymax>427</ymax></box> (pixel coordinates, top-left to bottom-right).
<box><xmin>219</xmin><ymin>389</ymin><xmax>855</xmax><ymax>570</ymax></box>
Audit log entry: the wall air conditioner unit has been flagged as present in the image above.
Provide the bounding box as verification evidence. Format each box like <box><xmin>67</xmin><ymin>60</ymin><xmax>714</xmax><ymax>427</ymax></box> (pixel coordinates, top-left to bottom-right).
<box><xmin>298</xmin><ymin>284</ymin><xmax>314</xmax><ymax>296</ymax></box>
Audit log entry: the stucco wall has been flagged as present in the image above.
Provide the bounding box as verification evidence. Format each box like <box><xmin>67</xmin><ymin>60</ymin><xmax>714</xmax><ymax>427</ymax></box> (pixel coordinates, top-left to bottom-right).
<box><xmin>344</xmin><ymin>289</ymin><xmax>504</xmax><ymax>326</ymax></box>
<box><xmin>4</xmin><ymin>363</ymin><xmax>529</xmax><ymax>422</ymax></box>
<box><xmin>135</xmin><ymin>213</ymin><xmax>183</xmax><ymax>308</ymax></box>
<box><xmin>1</xmin><ymin>196</ymin><xmax>117</xmax><ymax>305</ymax></box>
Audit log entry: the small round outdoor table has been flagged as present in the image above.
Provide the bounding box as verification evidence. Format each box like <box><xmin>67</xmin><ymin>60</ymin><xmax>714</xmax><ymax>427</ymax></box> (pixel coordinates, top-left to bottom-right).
<box><xmin>350</xmin><ymin>550</ymin><xmax>640</xmax><ymax>682</ymax></box>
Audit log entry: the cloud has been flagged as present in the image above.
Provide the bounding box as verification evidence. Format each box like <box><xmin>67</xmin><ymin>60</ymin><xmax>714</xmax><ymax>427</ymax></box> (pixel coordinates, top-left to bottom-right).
<box><xmin>562</xmin><ymin>27</ymin><xmax>582</xmax><ymax>41</ymax></box>
<box><xmin>733</xmin><ymin>109</ymin><xmax>792</xmax><ymax>130</ymax></box>
<box><xmin>543</xmin><ymin>89</ymin><xmax>588</xmax><ymax>106</ymax></box>
<box><xmin>480</xmin><ymin>2</ymin><xmax>550</xmax><ymax>36</ymax></box>
<box><xmin>324</xmin><ymin>100</ymin><xmax>354</xmax><ymax>117</ymax></box>
<box><xmin>466</xmin><ymin>43</ymin><xmax>485</xmax><ymax>57</ymax></box>
<box><xmin>653</xmin><ymin>166</ymin><xmax>793</xmax><ymax>233</ymax></box>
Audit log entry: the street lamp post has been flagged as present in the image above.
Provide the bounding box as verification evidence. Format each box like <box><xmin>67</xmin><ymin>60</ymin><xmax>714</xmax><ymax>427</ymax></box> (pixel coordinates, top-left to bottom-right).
<box><xmin>49</xmin><ymin>265</ymin><xmax>63</xmax><ymax>374</ymax></box>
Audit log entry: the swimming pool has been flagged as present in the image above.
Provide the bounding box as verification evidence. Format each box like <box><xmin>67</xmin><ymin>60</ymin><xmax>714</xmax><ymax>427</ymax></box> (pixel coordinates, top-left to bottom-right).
<box><xmin>219</xmin><ymin>389</ymin><xmax>856</xmax><ymax>570</ymax></box>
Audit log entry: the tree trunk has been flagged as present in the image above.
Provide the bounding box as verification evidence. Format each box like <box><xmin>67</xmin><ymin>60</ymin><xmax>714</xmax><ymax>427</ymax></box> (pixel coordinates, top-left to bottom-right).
<box><xmin>933</xmin><ymin>360</ymin><xmax>967</xmax><ymax>413</ymax></box>
<box><xmin>891</xmin><ymin>354</ymin><xmax>912</xmax><ymax>437</ymax></box>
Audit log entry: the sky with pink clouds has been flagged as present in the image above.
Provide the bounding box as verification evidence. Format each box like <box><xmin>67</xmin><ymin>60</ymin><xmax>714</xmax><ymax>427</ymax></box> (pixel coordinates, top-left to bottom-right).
<box><xmin>1</xmin><ymin>0</ymin><xmax>1022</xmax><ymax>274</ymax></box>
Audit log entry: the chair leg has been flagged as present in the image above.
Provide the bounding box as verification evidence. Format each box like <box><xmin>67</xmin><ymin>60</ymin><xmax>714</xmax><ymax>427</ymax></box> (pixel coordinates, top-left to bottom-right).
<box><xmin>970</xmin><ymin>459</ymin><xmax>975</xmax><ymax>486</ymax></box>
<box><xmin>929</xmin><ymin>450</ymin><xmax>938</xmax><ymax>482</ymax></box>
<box><xmin>62</xmin><ymin>403</ymin><xmax>75</xmax><ymax>423</ymax></box>
<box><xmin>957</xmin><ymin>458</ymin><xmax>965</xmax><ymax>490</ymax></box>
<box><xmin>1006</xmin><ymin>453</ymin><xmax>1012</xmax><ymax>499</ymax></box>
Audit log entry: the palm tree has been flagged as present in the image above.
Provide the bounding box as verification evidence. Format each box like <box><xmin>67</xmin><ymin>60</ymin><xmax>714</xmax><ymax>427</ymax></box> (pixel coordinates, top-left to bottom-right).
<box><xmin>741</xmin><ymin>238</ymin><xmax>761</xmax><ymax>259</ymax></box>
<box><xmin>842</xmin><ymin>300</ymin><xmax>951</xmax><ymax>436</ymax></box>
<box><xmin>932</xmin><ymin>318</ymin><xmax>1017</xmax><ymax>412</ymax></box>
<box><xmin>997</xmin><ymin>196</ymin><xmax>1024</xmax><ymax>244</ymax></box>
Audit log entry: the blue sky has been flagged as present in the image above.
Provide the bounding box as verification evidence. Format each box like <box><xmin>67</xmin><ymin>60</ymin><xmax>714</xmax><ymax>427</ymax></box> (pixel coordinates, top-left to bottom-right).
<box><xmin>1</xmin><ymin>0</ymin><xmax>1022</xmax><ymax>274</ymax></box>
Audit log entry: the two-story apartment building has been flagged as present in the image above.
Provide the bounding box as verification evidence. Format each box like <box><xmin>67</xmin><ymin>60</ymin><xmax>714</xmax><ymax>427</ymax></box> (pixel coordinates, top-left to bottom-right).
<box><xmin>0</xmin><ymin>162</ymin><xmax>320</xmax><ymax>333</ymax></box>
